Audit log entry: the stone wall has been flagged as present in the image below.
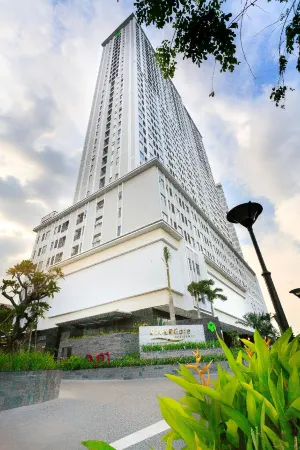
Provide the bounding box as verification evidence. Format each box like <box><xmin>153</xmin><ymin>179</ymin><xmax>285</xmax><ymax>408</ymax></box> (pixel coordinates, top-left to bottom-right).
<box><xmin>58</xmin><ymin>333</ymin><xmax>139</xmax><ymax>359</ymax></box>
<box><xmin>140</xmin><ymin>347</ymin><xmax>224</xmax><ymax>360</ymax></box>
<box><xmin>0</xmin><ymin>370</ymin><xmax>62</xmax><ymax>411</ymax></box>
<box><xmin>62</xmin><ymin>361</ymin><xmax>230</xmax><ymax>380</ymax></box>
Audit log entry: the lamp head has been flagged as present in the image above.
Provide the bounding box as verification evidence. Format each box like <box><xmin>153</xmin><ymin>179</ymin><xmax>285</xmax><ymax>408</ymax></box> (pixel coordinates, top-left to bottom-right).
<box><xmin>227</xmin><ymin>201</ymin><xmax>263</xmax><ymax>229</ymax></box>
<box><xmin>289</xmin><ymin>288</ymin><xmax>300</xmax><ymax>299</ymax></box>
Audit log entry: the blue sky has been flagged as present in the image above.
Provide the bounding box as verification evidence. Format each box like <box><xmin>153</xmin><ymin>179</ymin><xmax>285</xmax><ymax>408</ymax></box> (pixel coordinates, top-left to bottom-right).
<box><xmin>0</xmin><ymin>0</ymin><xmax>299</xmax><ymax>331</ymax></box>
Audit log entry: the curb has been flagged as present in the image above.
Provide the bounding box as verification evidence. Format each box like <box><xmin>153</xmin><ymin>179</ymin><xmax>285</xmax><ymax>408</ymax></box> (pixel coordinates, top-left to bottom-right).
<box><xmin>62</xmin><ymin>361</ymin><xmax>229</xmax><ymax>380</ymax></box>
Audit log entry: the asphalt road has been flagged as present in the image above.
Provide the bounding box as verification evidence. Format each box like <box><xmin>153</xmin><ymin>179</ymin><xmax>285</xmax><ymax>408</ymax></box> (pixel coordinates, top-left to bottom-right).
<box><xmin>0</xmin><ymin>378</ymin><xmax>187</xmax><ymax>450</ymax></box>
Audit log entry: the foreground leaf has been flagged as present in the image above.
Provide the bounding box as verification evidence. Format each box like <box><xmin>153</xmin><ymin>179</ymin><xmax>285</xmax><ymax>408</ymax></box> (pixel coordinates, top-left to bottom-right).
<box><xmin>81</xmin><ymin>441</ymin><xmax>116</xmax><ymax>450</ymax></box>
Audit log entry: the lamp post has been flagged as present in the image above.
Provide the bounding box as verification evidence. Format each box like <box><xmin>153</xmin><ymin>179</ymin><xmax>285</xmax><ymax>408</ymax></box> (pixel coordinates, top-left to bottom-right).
<box><xmin>227</xmin><ymin>201</ymin><xmax>289</xmax><ymax>333</ymax></box>
<box><xmin>289</xmin><ymin>288</ymin><xmax>300</xmax><ymax>299</ymax></box>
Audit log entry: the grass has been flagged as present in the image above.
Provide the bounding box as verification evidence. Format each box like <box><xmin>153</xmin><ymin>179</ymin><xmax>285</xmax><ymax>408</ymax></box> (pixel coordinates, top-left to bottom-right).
<box><xmin>0</xmin><ymin>351</ymin><xmax>57</xmax><ymax>371</ymax></box>
<box><xmin>0</xmin><ymin>349</ymin><xmax>235</xmax><ymax>372</ymax></box>
<box><xmin>141</xmin><ymin>340</ymin><xmax>221</xmax><ymax>352</ymax></box>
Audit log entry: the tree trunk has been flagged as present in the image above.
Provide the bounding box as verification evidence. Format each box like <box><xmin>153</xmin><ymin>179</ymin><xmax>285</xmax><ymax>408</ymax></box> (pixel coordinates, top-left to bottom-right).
<box><xmin>167</xmin><ymin>267</ymin><xmax>176</xmax><ymax>325</ymax></box>
<box><xmin>196</xmin><ymin>295</ymin><xmax>202</xmax><ymax>319</ymax></box>
<box><xmin>27</xmin><ymin>328</ymin><xmax>32</xmax><ymax>352</ymax></box>
<box><xmin>34</xmin><ymin>326</ymin><xmax>37</xmax><ymax>351</ymax></box>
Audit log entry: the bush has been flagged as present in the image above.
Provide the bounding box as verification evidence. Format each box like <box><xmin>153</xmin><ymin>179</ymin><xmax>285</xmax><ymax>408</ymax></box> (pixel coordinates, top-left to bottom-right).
<box><xmin>141</xmin><ymin>340</ymin><xmax>221</xmax><ymax>352</ymax></box>
<box><xmin>81</xmin><ymin>329</ymin><xmax>300</xmax><ymax>449</ymax></box>
<box><xmin>0</xmin><ymin>351</ymin><xmax>57</xmax><ymax>371</ymax></box>
<box><xmin>59</xmin><ymin>352</ymin><xmax>229</xmax><ymax>371</ymax></box>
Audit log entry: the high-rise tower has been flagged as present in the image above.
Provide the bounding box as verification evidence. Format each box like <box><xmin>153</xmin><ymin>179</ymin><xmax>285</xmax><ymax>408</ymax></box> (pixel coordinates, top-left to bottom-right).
<box><xmin>32</xmin><ymin>15</ymin><xmax>267</xmax><ymax>343</ymax></box>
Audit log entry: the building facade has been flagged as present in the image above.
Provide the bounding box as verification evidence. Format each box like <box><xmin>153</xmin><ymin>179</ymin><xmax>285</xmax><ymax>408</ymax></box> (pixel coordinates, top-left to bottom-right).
<box><xmin>33</xmin><ymin>14</ymin><xmax>267</xmax><ymax>342</ymax></box>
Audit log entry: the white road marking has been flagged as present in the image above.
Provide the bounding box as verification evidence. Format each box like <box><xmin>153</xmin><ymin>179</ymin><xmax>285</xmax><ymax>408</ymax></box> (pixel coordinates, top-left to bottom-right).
<box><xmin>110</xmin><ymin>420</ymin><xmax>170</xmax><ymax>449</ymax></box>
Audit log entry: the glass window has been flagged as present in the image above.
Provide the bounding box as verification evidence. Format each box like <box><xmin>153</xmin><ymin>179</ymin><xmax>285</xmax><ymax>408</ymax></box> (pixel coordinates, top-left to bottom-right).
<box><xmin>76</xmin><ymin>212</ymin><xmax>85</xmax><ymax>225</ymax></box>
<box><xmin>74</xmin><ymin>228</ymin><xmax>82</xmax><ymax>241</ymax></box>
<box><xmin>96</xmin><ymin>200</ymin><xmax>104</xmax><ymax>210</ymax></box>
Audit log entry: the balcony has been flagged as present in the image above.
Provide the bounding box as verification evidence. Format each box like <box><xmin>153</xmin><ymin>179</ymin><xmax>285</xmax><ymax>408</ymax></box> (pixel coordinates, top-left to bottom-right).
<box><xmin>41</xmin><ymin>211</ymin><xmax>58</xmax><ymax>224</ymax></box>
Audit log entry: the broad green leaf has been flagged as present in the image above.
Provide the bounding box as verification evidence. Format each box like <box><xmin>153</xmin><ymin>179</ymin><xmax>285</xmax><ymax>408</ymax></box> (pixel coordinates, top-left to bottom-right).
<box><xmin>289</xmin><ymin>350</ymin><xmax>300</xmax><ymax>368</ymax></box>
<box><xmin>246</xmin><ymin>388</ymin><xmax>257</xmax><ymax>426</ymax></box>
<box><xmin>268</xmin><ymin>375</ymin><xmax>294</xmax><ymax>447</ymax></box>
<box><xmin>161</xmin><ymin>429</ymin><xmax>180</xmax><ymax>442</ymax></box>
<box><xmin>179</xmin><ymin>395</ymin><xmax>201</xmax><ymax>413</ymax></box>
<box><xmin>250</xmin><ymin>427</ymin><xmax>259</xmax><ymax>450</ymax></box>
<box><xmin>254</xmin><ymin>330</ymin><xmax>270</xmax><ymax>395</ymax></box>
<box><xmin>288</xmin><ymin>396</ymin><xmax>300</xmax><ymax>411</ymax></box>
<box><xmin>220</xmin><ymin>378</ymin><xmax>239</xmax><ymax>407</ymax></box>
<box><xmin>276</xmin><ymin>371</ymin><xmax>285</xmax><ymax>408</ymax></box>
<box><xmin>177</xmin><ymin>364</ymin><xmax>199</xmax><ymax>384</ymax></box>
<box><xmin>221</xmin><ymin>404</ymin><xmax>251</xmax><ymax>435</ymax></box>
<box><xmin>286</xmin><ymin>396</ymin><xmax>300</xmax><ymax>419</ymax></box>
<box><xmin>288</xmin><ymin>365</ymin><xmax>300</xmax><ymax>405</ymax></box>
<box><xmin>240</xmin><ymin>339</ymin><xmax>256</xmax><ymax>351</ymax></box>
<box><xmin>81</xmin><ymin>441</ymin><xmax>115</xmax><ymax>450</ymax></box>
<box><xmin>158</xmin><ymin>397</ymin><xmax>196</xmax><ymax>446</ymax></box>
<box><xmin>241</xmin><ymin>382</ymin><xmax>278</xmax><ymax>426</ymax></box>
<box><xmin>165</xmin><ymin>375</ymin><xmax>204</xmax><ymax>400</ymax></box>
<box><xmin>285</xmin><ymin>335</ymin><xmax>299</xmax><ymax>360</ymax></box>
<box><xmin>272</xmin><ymin>328</ymin><xmax>293</xmax><ymax>353</ymax></box>
<box><xmin>166</xmin><ymin>375</ymin><xmax>220</xmax><ymax>401</ymax></box>
<box><xmin>263</xmin><ymin>425</ymin><xmax>289</xmax><ymax>449</ymax></box>
<box><xmin>226</xmin><ymin>419</ymin><xmax>239</xmax><ymax>448</ymax></box>
<box><xmin>217</xmin><ymin>334</ymin><xmax>246</xmax><ymax>382</ymax></box>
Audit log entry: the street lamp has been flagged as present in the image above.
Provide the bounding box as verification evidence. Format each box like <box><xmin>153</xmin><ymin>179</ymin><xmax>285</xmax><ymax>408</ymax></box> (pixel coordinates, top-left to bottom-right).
<box><xmin>227</xmin><ymin>201</ymin><xmax>289</xmax><ymax>333</ymax></box>
<box><xmin>289</xmin><ymin>288</ymin><xmax>300</xmax><ymax>299</ymax></box>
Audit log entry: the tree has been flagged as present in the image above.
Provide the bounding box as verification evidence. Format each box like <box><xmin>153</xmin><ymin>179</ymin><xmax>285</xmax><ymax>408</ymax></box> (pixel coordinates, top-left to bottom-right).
<box><xmin>236</xmin><ymin>312</ymin><xmax>279</xmax><ymax>340</ymax></box>
<box><xmin>205</xmin><ymin>284</ymin><xmax>227</xmax><ymax>317</ymax></box>
<box><xmin>134</xmin><ymin>0</ymin><xmax>300</xmax><ymax>107</ymax></box>
<box><xmin>162</xmin><ymin>246</ymin><xmax>176</xmax><ymax>324</ymax></box>
<box><xmin>187</xmin><ymin>279</ymin><xmax>214</xmax><ymax>318</ymax></box>
<box><xmin>0</xmin><ymin>260</ymin><xmax>64</xmax><ymax>351</ymax></box>
<box><xmin>0</xmin><ymin>305</ymin><xmax>14</xmax><ymax>344</ymax></box>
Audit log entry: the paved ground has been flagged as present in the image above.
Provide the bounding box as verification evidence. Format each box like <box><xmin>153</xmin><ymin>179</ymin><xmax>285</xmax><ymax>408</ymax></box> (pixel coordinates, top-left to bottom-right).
<box><xmin>0</xmin><ymin>378</ymin><xmax>188</xmax><ymax>450</ymax></box>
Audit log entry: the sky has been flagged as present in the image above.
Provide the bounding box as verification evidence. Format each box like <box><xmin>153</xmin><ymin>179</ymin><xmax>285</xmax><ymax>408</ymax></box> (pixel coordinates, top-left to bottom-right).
<box><xmin>0</xmin><ymin>0</ymin><xmax>299</xmax><ymax>332</ymax></box>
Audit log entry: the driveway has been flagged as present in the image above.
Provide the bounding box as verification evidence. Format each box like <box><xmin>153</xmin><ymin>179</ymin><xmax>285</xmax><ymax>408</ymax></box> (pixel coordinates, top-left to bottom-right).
<box><xmin>0</xmin><ymin>378</ymin><xmax>186</xmax><ymax>450</ymax></box>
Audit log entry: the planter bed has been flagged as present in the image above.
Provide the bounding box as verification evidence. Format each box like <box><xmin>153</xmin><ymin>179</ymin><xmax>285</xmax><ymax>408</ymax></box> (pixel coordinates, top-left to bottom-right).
<box><xmin>0</xmin><ymin>370</ymin><xmax>62</xmax><ymax>411</ymax></box>
<box><xmin>140</xmin><ymin>347</ymin><xmax>224</xmax><ymax>360</ymax></box>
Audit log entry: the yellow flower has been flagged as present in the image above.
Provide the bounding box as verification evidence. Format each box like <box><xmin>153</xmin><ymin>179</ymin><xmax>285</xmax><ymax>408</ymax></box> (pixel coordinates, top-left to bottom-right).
<box><xmin>264</xmin><ymin>337</ymin><xmax>271</xmax><ymax>348</ymax></box>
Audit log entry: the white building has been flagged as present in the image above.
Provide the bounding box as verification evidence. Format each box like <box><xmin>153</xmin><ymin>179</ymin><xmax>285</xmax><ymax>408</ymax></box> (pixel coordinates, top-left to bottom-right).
<box><xmin>33</xmin><ymin>14</ymin><xmax>267</xmax><ymax>340</ymax></box>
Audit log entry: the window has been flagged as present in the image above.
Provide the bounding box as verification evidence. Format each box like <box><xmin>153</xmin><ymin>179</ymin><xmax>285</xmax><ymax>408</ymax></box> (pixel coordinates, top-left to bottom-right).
<box><xmin>74</xmin><ymin>228</ymin><xmax>82</xmax><ymax>241</ymax></box>
<box><xmin>99</xmin><ymin>177</ymin><xmax>105</xmax><ymax>188</ymax></box>
<box><xmin>95</xmin><ymin>216</ymin><xmax>103</xmax><ymax>228</ymax></box>
<box><xmin>50</xmin><ymin>256</ymin><xmax>55</xmax><ymax>265</ymax></box>
<box><xmin>162</xmin><ymin>212</ymin><xmax>168</xmax><ymax>222</ymax></box>
<box><xmin>117</xmin><ymin>225</ymin><xmax>121</xmax><ymax>236</ymax></box>
<box><xmin>55</xmin><ymin>253</ymin><xmax>63</xmax><ymax>263</ymax></box>
<box><xmin>42</xmin><ymin>245</ymin><xmax>47</xmax><ymax>255</ymax></box>
<box><xmin>118</xmin><ymin>191</ymin><xmax>122</xmax><ymax>200</ymax></box>
<box><xmin>188</xmin><ymin>258</ymin><xmax>192</xmax><ymax>270</ymax></box>
<box><xmin>46</xmin><ymin>258</ymin><xmax>50</xmax><ymax>267</ymax></box>
<box><xmin>92</xmin><ymin>233</ymin><xmax>101</xmax><ymax>246</ymax></box>
<box><xmin>71</xmin><ymin>245</ymin><xmax>79</xmax><ymax>257</ymax></box>
<box><xmin>97</xmin><ymin>200</ymin><xmax>104</xmax><ymax>210</ymax></box>
<box><xmin>37</xmin><ymin>248</ymin><xmax>42</xmax><ymax>256</ymax></box>
<box><xmin>32</xmin><ymin>251</ymin><xmax>36</xmax><ymax>259</ymax></box>
<box><xmin>76</xmin><ymin>212</ymin><xmax>85</xmax><ymax>225</ymax></box>
<box><xmin>54</xmin><ymin>239</ymin><xmax>58</xmax><ymax>249</ymax></box>
<box><xmin>58</xmin><ymin>236</ymin><xmax>66</xmax><ymax>248</ymax></box>
<box><xmin>41</xmin><ymin>233</ymin><xmax>45</xmax><ymax>241</ymax></box>
<box><xmin>61</xmin><ymin>221</ymin><xmax>69</xmax><ymax>232</ymax></box>
<box><xmin>115</xmin><ymin>173</ymin><xmax>119</xmax><ymax>180</ymax></box>
<box><xmin>196</xmin><ymin>264</ymin><xmax>200</xmax><ymax>276</ymax></box>
<box><xmin>118</xmin><ymin>207</ymin><xmax>122</xmax><ymax>218</ymax></box>
<box><xmin>161</xmin><ymin>193</ymin><xmax>167</xmax><ymax>207</ymax></box>
<box><xmin>37</xmin><ymin>261</ymin><xmax>43</xmax><ymax>270</ymax></box>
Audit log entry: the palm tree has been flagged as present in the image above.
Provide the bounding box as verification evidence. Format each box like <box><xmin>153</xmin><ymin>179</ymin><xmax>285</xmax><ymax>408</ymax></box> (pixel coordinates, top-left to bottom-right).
<box><xmin>162</xmin><ymin>246</ymin><xmax>176</xmax><ymax>324</ymax></box>
<box><xmin>236</xmin><ymin>312</ymin><xmax>279</xmax><ymax>341</ymax></box>
<box><xmin>187</xmin><ymin>279</ymin><xmax>214</xmax><ymax>319</ymax></box>
<box><xmin>205</xmin><ymin>285</ymin><xmax>227</xmax><ymax>317</ymax></box>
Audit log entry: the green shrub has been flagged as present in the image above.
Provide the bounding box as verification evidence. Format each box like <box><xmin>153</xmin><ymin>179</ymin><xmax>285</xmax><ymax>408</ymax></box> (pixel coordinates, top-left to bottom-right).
<box><xmin>0</xmin><ymin>351</ymin><xmax>57</xmax><ymax>371</ymax></box>
<box><xmin>81</xmin><ymin>329</ymin><xmax>300</xmax><ymax>449</ymax></box>
<box><xmin>141</xmin><ymin>340</ymin><xmax>221</xmax><ymax>352</ymax></box>
<box><xmin>59</xmin><ymin>352</ymin><xmax>229</xmax><ymax>371</ymax></box>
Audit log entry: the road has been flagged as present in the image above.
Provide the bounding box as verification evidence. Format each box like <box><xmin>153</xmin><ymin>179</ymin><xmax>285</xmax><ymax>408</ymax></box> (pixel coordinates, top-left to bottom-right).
<box><xmin>0</xmin><ymin>378</ymin><xmax>187</xmax><ymax>450</ymax></box>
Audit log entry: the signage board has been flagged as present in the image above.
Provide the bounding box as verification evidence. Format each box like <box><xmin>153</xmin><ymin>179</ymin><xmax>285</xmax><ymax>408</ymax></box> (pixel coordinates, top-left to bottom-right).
<box><xmin>139</xmin><ymin>324</ymin><xmax>205</xmax><ymax>348</ymax></box>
